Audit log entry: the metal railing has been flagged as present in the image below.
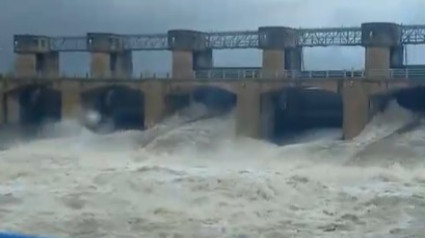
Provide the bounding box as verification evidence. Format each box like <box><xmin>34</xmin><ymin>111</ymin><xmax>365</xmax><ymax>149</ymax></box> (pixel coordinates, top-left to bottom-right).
<box><xmin>3</xmin><ymin>69</ymin><xmax>425</xmax><ymax>81</ymax></box>
<box><xmin>390</xmin><ymin>68</ymin><xmax>425</xmax><ymax>79</ymax></box>
<box><xmin>195</xmin><ymin>68</ymin><xmax>425</xmax><ymax>80</ymax></box>
<box><xmin>194</xmin><ymin>69</ymin><xmax>366</xmax><ymax>79</ymax></box>
<box><xmin>34</xmin><ymin>24</ymin><xmax>425</xmax><ymax>52</ymax></box>
<box><xmin>50</xmin><ymin>36</ymin><xmax>87</xmax><ymax>52</ymax></box>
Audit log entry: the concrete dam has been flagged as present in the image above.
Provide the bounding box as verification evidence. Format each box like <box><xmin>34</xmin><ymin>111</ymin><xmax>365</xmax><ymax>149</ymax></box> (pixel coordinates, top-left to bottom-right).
<box><xmin>3</xmin><ymin>78</ymin><xmax>425</xmax><ymax>144</ymax></box>
<box><xmin>1</xmin><ymin>22</ymin><xmax>425</xmax><ymax>142</ymax></box>
<box><xmin>4</xmin><ymin>85</ymin><xmax>346</xmax><ymax>140</ymax></box>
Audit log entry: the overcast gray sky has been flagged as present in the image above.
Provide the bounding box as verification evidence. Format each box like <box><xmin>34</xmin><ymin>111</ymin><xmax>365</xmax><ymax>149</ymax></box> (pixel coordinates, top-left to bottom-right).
<box><xmin>1</xmin><ymin>0</ymin><xmax>425</xmax><ymax>75</ymax></box>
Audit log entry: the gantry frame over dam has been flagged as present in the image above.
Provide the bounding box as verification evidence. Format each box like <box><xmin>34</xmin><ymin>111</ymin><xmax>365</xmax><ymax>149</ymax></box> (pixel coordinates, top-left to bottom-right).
<box><xmin>2</xmin><ymin>22</ymin><xmax>425</xmax><ymax>140</ymax></box>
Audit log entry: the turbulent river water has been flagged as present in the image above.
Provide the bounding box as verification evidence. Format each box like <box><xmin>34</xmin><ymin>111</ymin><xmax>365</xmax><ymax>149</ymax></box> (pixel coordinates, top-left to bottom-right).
<box><xmin>0</xmin><ymin>102</ymin><xmax>424</xmax><ymax>238</ymax></box>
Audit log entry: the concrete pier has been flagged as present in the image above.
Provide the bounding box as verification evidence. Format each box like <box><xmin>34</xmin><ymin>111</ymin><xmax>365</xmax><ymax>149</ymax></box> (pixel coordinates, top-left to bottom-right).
<box><xmin>171</xmin><ymin>51</ymin><xmax>194</xmax><ymax>79</ymax></box>
<box><xmin>258</xmin><ymin>27</ymin><xmax>300</xmax><ymax>77</ymax></box>
<box><xmin>235</xmin><ymin>84</ymin><xmax>276</xmax><ymax>139</ymax></box>
<box><xmin>236</xmin><ymin>82</ymin><xmax>261</xmax><ymax>138</ymax></box>
<box><xmin>335</xmin><ymin>22</ymin><xmax>405</xmax><ymax>138</ymax></box>
<box><xmin>361</xmin><ymin>23</ymin><xmax>402</xmax><ymax>77</ymax></box>
<box><xmin>143</xmin><ymin>81</ymin><xmax>169</xmax><ymax>128</ymax></box>
<box><xmin>14</xmin><ymin>54</ymin><xmax>37</xmax><ymax>77</ymax></box>
<box><xmin>168</xmin><ymin>30</ymin><xmax>210</xmax><ymax>78</ymax></box>
<box><xmin>13</xmin><ymin>35</ymin><xmax>59</xmax><ymax>78</ymax></box>
<box><xmin>87</xmin><ymin>33</ymin><xmax>133</xmax><ymax>78</ymax></box>
<box><xmin>57</xmin><ymin>81</ymin><xmax>81</xmax><ymax>120</ymax></box>
<box><xmin>260</xmin><ymin>92</ymin><xmax>276</xmax><ymax>140</ymax></box>
<box><xmin>261</xmin><ymin>49</ymin><xmax>285</xmax><ymax>77</ymax></box>
<box><xmin>342</xmin><ymin>81</ymin><xmax>371</xmax><ymax>139</ymax></box>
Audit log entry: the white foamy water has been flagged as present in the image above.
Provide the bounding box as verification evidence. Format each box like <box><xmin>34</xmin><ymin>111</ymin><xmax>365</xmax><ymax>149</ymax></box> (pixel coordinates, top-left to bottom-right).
<box><xmin>0</xmin><ymin>102</ymin><xmax>425</xmax><ymax>238</ymax></box>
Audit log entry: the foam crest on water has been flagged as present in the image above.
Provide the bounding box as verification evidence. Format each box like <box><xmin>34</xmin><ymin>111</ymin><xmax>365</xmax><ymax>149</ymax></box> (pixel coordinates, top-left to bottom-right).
<box><xmin>0</xmin><ymin>102</ymin><xmax>425</xmax><ymax>238</ymax></box>
<box><xmin>346</xmin><ymin>101</ymin><xmax>425</xmax><ymax>167</ymax></box>
<box><xmin>353</xmin><ymin>100</ymin><xmax>416</xmax><ymax>147</ymax></box>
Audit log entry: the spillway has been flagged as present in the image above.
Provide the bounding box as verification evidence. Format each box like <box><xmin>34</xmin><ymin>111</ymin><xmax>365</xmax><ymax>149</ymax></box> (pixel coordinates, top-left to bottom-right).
<box><xmin>0</xmin><ymin>100</ymin><xmax>424</xmax><ymax>238</ymax></box>
<box><xmin>274</xmin><ymin>87</ymin><xmax>343</xmax><ymax>143</ymax></box>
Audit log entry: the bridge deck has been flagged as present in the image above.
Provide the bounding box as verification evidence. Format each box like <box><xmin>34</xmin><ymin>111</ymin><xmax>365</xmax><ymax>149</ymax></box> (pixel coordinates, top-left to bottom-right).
<box><xmin>42</xmin><ymin>24</ymin><xmax>425</xmax><ymax>51</ymax></box>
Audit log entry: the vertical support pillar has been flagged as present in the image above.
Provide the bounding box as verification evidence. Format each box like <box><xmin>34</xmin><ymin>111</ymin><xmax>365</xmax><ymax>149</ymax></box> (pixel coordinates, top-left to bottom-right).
<box><xmin>143</xmin><ymin>81</ymin><xmax>169</xmax><ymax>128</ymax></box>
<box><xmin>87</xmin><ymin>33</ymin><xmax>133</xmax><ymax>78</ymax></box>
<box><xmin>14</xmin><ymin>54</ymin><xmax>36</xmax><ymax>77</ymax></box>
<box><xmin>258</xmin><ymin>27</ymin><xmax>299</xmax><ymax>78</ymax></box>
<box><xmin>262</xmin><ymin>50</ymin><xmax>285</xmax><ymax>78</ymax></box>
<box><xmin>58</xmin><ymin>81</ymin><xmax>81</xmax><ymax>120</ymax></box>
<box><xmin>260</xmin><ymin>92</ymin><xmax>276</xmax><ymax>140</ymax></box>
<box><xmin>342</xmin><ymin>81</ymin><xmax>370</xmax><ymax>139</ymax></box>
<box><xmin>90</xmin><ymin>52</ymin><xmax>111</xmax><ymax>78</ymax></box>
<box><xmin>13</xmin><ymin>35</ymin><xmax>59</xmax><ymax>78</ymax></box>
<box><xmin>171</xmin><ymin>51</ymin><xmax>194</xmax><ymax>79</ymax></box>
<box><xmin>168</xmin><ymin>30</ymin><xmax>208</xmax><ymax>79</ymax></box>
<box><xmin>236</xmin><ymin>82</ymin><xmax>261</xmax><ymax>138</ymax></box>
<box><xmin>361</xmin><ymin>23</ymin><xmax>402</xmax><ymax>78</ymax></box>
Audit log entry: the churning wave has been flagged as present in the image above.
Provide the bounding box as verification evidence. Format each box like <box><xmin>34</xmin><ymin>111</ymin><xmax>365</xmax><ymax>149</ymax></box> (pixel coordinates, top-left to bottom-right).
<box><xmin>0</xmin><ymin>101</ymin><xmax>424</xmax><ymax>238</ymax></box>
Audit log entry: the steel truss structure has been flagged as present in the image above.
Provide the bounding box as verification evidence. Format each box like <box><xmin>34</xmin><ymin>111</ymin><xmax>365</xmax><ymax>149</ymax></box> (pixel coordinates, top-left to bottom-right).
<box><xmin>298</xmin><ymin>27</ymin><xmax>362</xmax><ymax>46</ymax></box>
<box><xmin>123</xmin><ymin>34</ymin><xmax>168</xmax><ymax>51</ymax></box>
<box><xmin>206</xmin><ymin>31</ymin><xmax>259</xmax><ymax>49</ymax></box>
<box><xmin>402</xmin><ymin>25</ymin><xmax>425</xmax><ymax>45</ymax></box>
<box><xmin>50</xmin><ymin>36</ymin><xmax>87</xmax><ymax>52</ymax></box>
<box><xmin>47</xmin><ymin>25</ymin><xmax>425</xmax><ymax>52</ymax></box>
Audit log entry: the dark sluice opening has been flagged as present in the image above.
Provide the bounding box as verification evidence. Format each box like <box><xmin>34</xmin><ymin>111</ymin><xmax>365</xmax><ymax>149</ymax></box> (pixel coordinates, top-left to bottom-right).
<box><xmin>191</xmin><ymin>87</ymin><xmax>237</xmax><ymax>115</ymax></box>
<box><xmin>168</xmin><ymin>94</ymin><xmax>191</xmax><ymax>112</ymax></box>
<box><xmin>82</xmin><ymin>86</ymin><xmax>144</xmax><ymax>132</ymax></box>
<box><xmin>273</xmin><ymin>87</ymin><xmax>343</xmax><ymax>143</ymax></box>
<box><xmin>392</xmin><ymin>86</ymin><xmax>425</xmax><ymax>113</ymax></box>
<box><xmin>18</xmin><ymin>86</ymin><xmax>61</xmax><ymax>134</ymax></box>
